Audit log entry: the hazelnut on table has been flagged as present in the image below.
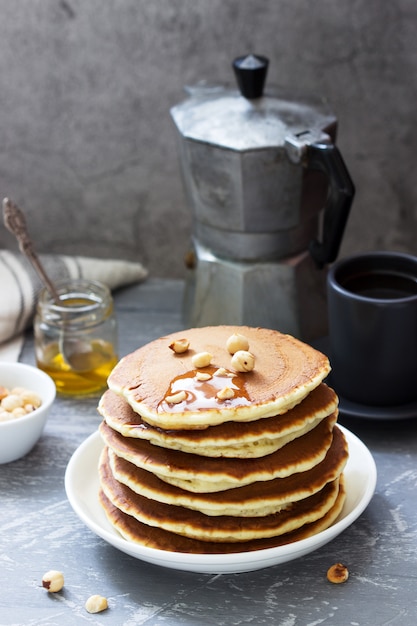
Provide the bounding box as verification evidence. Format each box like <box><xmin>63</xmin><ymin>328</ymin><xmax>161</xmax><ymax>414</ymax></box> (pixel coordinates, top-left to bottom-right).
<box><xmin>42</xmin><ymin>570</ymin><xmax>64</xmax><ymax>593</ymax></box>
<box><xmin>327</xmin><ymin>563</ymin><xmax>349</xmax><ymax>584</ymax></box>
<box><xmin>85</xmin><ymin>594</ymin><xmax>108</xmax><ymax>613</ymax></box>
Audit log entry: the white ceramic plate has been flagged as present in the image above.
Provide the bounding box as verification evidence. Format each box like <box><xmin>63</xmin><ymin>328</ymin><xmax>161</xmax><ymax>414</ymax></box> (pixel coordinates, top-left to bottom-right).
<box><xmin>65</xmin><ymin>426</ymin><xmax>377</xmax><ymax>574</ymax></box>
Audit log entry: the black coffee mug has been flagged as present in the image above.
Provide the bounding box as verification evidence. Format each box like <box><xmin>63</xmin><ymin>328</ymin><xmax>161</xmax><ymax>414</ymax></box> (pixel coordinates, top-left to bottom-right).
<box><xmin>327</xmin><ymin>251</ymin><xmax>417</xmax><ymax>406</ymax></box>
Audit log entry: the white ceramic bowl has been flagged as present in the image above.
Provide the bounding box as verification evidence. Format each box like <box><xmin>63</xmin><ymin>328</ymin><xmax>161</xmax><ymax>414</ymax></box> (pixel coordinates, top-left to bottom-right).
<box><xmin>0</xmin><ymin>362</ymin><xmax>56</xmax><ymax>464</ymax></box>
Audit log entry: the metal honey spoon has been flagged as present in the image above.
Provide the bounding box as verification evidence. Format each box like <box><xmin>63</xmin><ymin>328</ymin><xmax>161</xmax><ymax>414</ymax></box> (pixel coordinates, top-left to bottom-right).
<box><xmin>3</xmin><ymin>198</ymin><xmax>61</xmax><ymax>303</ymax></box>
<box><xmin>2</xmin><ymin>198</ymin><xmax>99</xmax><ymax>372</ymax></box>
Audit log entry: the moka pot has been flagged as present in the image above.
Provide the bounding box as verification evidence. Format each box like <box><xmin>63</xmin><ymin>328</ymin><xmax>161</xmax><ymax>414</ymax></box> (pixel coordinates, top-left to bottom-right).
<box><xmin>170</xmin><ymin>55</ymin><xmax>355</xmax><ymax>339</ymax></box>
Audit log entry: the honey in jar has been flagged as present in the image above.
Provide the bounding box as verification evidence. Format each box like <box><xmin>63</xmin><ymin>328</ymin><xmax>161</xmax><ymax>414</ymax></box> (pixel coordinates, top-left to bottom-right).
<box><xmin>34</xmin><ymin>279</ymin><xmax>118</xmax><ymax>395</ymax></box>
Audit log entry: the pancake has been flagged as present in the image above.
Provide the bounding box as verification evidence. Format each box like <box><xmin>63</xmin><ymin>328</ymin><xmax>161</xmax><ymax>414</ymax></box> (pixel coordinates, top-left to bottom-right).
<box><xmin>99</xmin><ymin>447</ymin><xmax>343</xmax><ymax>542</ymax></box>
<box><xmin>105</xmin><ymin>425</ymin><xmax>348</xmax><ymax>517</ymax></box>
<box><xmin>98</xmin><ymin>476</ymin><xmax>346</xmax><ymax>553</ymax></box>
<box><xmin>107</xmin><ymin>326</ymin><xmax>331</xmax><ymax>429</ymax></box>
<box><xmin>96</xmin><ymin>325</ymin><xmax>347</xmax><ymax>555</ymax></box>
<box><xmin>98</xmin><ymin>383</ymin><xmax>338</xmax><ymax>458</ymax></box>
<box><xmin>99</xmin><ymin>413</ymin><xmax>337</xmax><ymax>493</ymax></box>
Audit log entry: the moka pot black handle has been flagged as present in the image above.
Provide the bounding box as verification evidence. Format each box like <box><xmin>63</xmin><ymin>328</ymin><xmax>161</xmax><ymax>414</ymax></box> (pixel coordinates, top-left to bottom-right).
<box><xmin>305</xmin><ymin>142</ymin><xmax>355</xmax><ymax>268</ymax></box>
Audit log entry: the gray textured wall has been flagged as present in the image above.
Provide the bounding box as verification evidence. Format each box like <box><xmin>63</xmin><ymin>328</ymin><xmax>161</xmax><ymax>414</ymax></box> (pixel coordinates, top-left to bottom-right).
<box><xmin>0</xmin><ymin>0</ymin><xmax>416</xmax><ymax>278</ymax></box>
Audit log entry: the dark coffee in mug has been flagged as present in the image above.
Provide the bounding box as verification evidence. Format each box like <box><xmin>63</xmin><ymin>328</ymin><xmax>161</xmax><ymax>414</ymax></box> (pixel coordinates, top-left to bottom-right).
<box><xmin>327</xmin><ymin>252</ymin><xmax>417</xmax><ymax>407</ymax></box>
<box><xmin>341</xmin><ymin>271</ymin><xmax>417</xmax><ymax>299</ymax></box>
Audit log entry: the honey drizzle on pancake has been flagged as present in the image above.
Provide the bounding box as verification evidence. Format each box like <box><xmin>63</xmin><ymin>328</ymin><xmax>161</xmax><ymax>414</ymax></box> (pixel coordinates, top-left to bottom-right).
<box><xmin>158</xmin><ymin>367</ymin><xmax>252</xmax><ymax>413</ymax></box>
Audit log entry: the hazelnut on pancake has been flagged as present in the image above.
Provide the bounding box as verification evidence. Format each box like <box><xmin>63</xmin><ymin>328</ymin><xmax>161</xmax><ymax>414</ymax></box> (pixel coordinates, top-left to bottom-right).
<box><xmin>98</xmin><ymin>384</ymin><xmax>338</xmax><ymax>459</ymax></box>
<box><xmin>98</xmin><ymin>477</ymin><xmax>346</xmax><ymax>553</ymax></box>
<box><xmin>99</xmin><ymin>413</ymin><xmax>337</xmax><ymax>493</ymax></box>
<box><xmin>107</xmin><ymin>326</ymin><xmax>331</xmax><ymax>430</ymax></box>
<box><xmin>99</xmin><ymin>450</ymin><xmax>342</xmax><ymax>542</ymax></box>
<box><xmin>105</xmin><ymin>425</ymin><xmax>348</xmax><ymax>517</ymax></box>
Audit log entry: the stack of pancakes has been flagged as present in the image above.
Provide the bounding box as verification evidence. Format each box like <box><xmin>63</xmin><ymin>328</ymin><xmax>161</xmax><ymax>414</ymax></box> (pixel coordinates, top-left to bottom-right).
<box><xmin>97</xmin><ymin>325</ymin><xmax>348</xmax><ymax>554</ymax></box>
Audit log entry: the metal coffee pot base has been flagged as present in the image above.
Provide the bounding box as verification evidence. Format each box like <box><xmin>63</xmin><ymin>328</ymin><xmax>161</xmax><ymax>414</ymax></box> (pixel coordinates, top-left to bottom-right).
<box><xmin>183</xmin><ymin>242</ymin><xmax>328</xmax><ymax>341</ymax></box>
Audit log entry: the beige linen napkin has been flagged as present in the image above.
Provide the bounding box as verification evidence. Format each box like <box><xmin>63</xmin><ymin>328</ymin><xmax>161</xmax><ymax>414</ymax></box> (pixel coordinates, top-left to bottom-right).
<box><xmin>0</xmin><ymin>250</ymin><xmax>148</xmax><ymax>359</ymax></box>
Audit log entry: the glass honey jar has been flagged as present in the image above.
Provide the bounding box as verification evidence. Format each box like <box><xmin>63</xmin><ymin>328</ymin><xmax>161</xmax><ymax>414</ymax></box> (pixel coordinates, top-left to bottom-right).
<box><xmin>34</xmin><ymin>279</ymin><xmax>118</xmax><ymax>395</ymax></box>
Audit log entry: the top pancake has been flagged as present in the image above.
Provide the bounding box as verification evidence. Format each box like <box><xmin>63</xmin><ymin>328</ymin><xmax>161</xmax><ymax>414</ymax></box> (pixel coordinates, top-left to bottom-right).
<box><xmin>108</xmin><ymin>325</ymin><xmax>331</xmax><ymax>430</ymax></box>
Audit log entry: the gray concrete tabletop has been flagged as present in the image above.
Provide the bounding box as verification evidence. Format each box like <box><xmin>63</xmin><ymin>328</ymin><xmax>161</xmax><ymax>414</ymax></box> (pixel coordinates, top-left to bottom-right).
<box><xmin>1</xmin><ymin>279</ymin><xmax>416</xmax><ymax>626</ymax></box>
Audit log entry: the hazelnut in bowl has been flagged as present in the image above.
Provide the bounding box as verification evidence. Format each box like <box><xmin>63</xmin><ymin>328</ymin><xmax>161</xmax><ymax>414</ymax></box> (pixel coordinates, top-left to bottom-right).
<box><xmin>0</xmin><ymin>362</ymin><xmax>56</xmax><ymax>464</ymax></box>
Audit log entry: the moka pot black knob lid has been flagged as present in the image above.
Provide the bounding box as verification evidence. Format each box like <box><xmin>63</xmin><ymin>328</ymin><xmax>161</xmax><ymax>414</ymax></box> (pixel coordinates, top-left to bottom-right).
<box><xmin>232</xmin><ymin>54</ymin><xmax>269</xmax><ymax>99</ymax></box>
